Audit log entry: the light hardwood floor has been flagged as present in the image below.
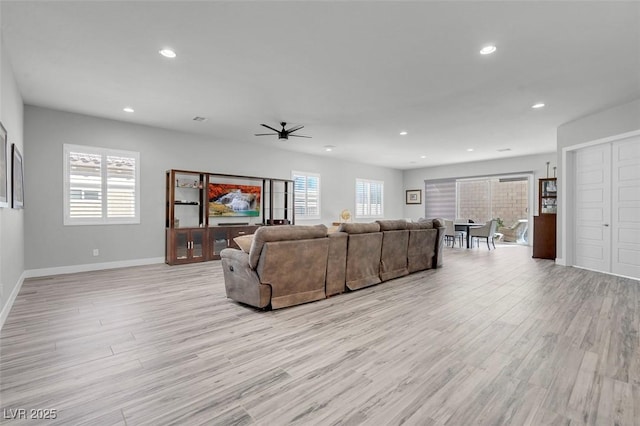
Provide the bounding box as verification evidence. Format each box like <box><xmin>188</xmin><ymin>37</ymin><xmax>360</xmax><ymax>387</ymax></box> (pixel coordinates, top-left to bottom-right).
<box><xmin>1</xmin><ymin>244</ymin><xmax>639</xmax><ymax>425</ymax></box>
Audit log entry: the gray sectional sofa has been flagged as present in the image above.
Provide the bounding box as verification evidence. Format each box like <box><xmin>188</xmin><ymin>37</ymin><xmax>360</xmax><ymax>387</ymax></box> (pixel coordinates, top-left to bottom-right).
<box><xmin>220</xmin><ymin>218</ymin><xmax>445</xmax><ymax>309</ymax></box>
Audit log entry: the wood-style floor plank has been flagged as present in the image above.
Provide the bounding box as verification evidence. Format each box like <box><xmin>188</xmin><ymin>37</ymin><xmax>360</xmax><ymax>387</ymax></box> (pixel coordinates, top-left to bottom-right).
<box><xmin>1</xmin><ymin>243</ymin><xmax>639</xmax><ymax>425</ymax></box>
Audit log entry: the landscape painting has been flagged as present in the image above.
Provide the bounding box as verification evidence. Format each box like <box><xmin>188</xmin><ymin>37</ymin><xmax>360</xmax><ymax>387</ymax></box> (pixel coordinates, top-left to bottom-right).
<box><xmin>208</xmin><ymin>183</ymin><xmax>261</xmax><ymax>217</ymax></box>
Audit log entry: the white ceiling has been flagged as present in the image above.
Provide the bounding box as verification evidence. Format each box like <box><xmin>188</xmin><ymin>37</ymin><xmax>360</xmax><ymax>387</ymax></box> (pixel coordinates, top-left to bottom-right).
<box><xmin>2</xmin><ymin>1</ymin><xmax>639</xmax><ymax>170</ymax></box>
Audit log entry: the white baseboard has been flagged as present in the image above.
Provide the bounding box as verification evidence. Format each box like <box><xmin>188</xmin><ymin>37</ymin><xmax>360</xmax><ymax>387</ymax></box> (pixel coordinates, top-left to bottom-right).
<box><xmin>24</xmin><ymin>257</ymin><xmax>165</xmax><ymax>279</ymax></box>
<box><xmin>572</xmin><ymin>265</ymin><xmax>639</xmax><ymax>282</ymax></box>
<box><xmin>0</xmin><ymin>271</ymin><xmax>26</xmax><ymax>331</ymax></box>
<box><xmin>555</xmin><ymin>257</ymin><xmax>566</xmax><ymax>266</ymax></box>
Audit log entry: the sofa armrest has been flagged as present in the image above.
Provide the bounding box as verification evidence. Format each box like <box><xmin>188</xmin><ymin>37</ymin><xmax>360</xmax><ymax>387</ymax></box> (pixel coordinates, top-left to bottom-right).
<box><xmin>326</xmin><ymin>232</ymin><xmax>347</xmax><ymax>296</ymax></box>
<box><xmin>220</xmin><ymin>248</ymin><xmax>271</xmax><ymax>308</ymax></box>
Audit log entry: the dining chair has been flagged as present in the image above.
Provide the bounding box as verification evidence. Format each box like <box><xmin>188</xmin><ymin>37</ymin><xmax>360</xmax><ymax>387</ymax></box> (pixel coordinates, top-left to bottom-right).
<box><xmin>444</xmin><ymin>219</ymin><xmax>464</xmax><ymax>247</ymax></box>
<box><xmin>470</xmin><ymin>219</ymin><xmax>498</xmax><ymax>250</ymax></box>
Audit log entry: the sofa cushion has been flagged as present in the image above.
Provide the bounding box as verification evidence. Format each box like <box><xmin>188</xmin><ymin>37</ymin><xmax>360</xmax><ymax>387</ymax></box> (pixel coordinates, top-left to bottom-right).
<box><xmin>407</xmin><ymin>228</ymin><xmax>437</xmax><ymax>273</ymax></box>
<box><xmin>407</xmin><ymin>221</ymin><xmax>434</xmax><ymax>229</ymax></box>
<box><xmin>233</xmin><ymin>234</ymin><xmax>254</xmax><ymax>253</ymax></box>
<box><xmin>379</xmin><ymin>229</ymin><xmax>410</xmax><ymax>281</ymax></box>
<box><xmin>376</xmin><ymin>219</ymin><xmax>408</xmax><ymax>231</ymax></box>
<box><xmin>338</xmin><ymin>222</ymin><xmax>380</xmax><ymax>234</ymax></box>
<box><xmin>249</xmin><ymin>224</ymin><xmax>328</xmax><ymax>269</ymax></box>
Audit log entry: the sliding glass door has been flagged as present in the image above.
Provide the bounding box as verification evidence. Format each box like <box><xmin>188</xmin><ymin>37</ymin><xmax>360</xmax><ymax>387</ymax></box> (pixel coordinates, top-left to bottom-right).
<box><xmin>425</xmin><ymin>174</ymin><xmax>531</xmax><ymax>244</ymax></box>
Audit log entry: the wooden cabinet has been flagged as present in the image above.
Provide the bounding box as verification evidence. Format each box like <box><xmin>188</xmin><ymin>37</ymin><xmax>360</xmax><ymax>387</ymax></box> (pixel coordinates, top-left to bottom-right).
<box><xmin>166</xmin><ymin>228</ymin><xmax>207</xmax><ymax>265</ymax></box>
<box><xmin>533</xmin><ymin>214</ymin><xmax>556</xmax><ymax>259</ymax></box>
<box><xmin>533</xmin><ymin>178</ymin><xmax>557</xmax><ymax>259</ymax></box>
<box><xmin>208</xmin><ymin>225</ymin><xmax>261</xmax><ymax>260</ymax></box>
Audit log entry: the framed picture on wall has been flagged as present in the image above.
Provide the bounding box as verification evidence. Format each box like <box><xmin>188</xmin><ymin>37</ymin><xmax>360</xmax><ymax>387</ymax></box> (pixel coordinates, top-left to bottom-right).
<box><xmin>0</xmin><ymin>122</ymin><xmax>8</xmax><ymax>208</ymax></box>
<box><xmin>405</xmin><ymin>189</ymin><xmax>422</xmax><ymax>205</ymax></box>
<box><xmin>12</xmin><ymin>144</ymin><xmax>24</xmax><ymax>209</ymax></box>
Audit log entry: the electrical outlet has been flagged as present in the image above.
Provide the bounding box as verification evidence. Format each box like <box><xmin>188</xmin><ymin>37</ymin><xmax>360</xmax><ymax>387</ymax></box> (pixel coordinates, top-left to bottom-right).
<box><xmin>93</xmin><ymin>249</ymin><xmax>99</xmax><ymax>256</ymax></box>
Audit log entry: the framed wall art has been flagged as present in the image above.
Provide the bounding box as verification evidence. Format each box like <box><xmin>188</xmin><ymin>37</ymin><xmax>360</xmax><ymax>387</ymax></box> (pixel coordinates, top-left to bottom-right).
<box><xmin>405</xmin><ymin>189</ymin><xmax>422</xmax><ymax>205</ymax></box>
<box><xmin>0</xmin><ymin>122</ymin><xmax>8</xmax><ymax>208</ymax></box>
<box><xmin>12</xmin><ymin>143</ymin><xmax>24</xmax><ymax>209</ymax></box>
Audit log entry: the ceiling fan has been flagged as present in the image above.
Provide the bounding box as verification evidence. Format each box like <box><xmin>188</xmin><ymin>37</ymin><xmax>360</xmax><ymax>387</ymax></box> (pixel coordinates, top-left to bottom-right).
<box><xmin>255</xmin><ymin>122</ymin><xmax>311</xmax><ymax>141</ymax></box>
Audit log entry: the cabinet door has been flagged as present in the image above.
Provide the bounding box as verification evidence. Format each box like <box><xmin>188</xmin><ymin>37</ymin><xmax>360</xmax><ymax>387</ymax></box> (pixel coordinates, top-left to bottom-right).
<box><xmin>191</xmin><ymin>229</ymin><xmax>206</xmax><ymax>261</ymax></box>
<box><xmin>174</xmin><ymin>229</ymin><xmax>191</xmax><ymax>262</ymax></box>
<box><xmin>209</xmin><ymin>227</ymin><xmax>229</xmax><ymax>259</ymax></box>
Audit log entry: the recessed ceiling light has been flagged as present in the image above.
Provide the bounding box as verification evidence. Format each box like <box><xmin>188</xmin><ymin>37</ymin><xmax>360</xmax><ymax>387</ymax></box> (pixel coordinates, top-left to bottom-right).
<box><xmin>497</xmin><ymin>148</ymin><xmax>512</xmax><ymax>152</ymax></box>
<box><xmin>159</xmin><ymin>48</ymin><xmax>177</xmax><ymax>58</ymax></box>
<box><xmin>324</xmin><ymin>145</ymin><xmax>335</xmax><ymax>152</ymax></box>
<box><xmin>532</xmin><ymin>103</ymin><xmax>545</xmax><ymax>109</ymax></box>
<box><xmin>480</xmin><ymin>45</ymin><xmax>497</xmax><ymax>55</ymax></box>
<box><xmin>400</xmin><ymin>131</ymin><xmax>408</xmax><ymax>136</ymax></box>
<box><xmin>192</xmin><ymin>116</ymin><xmax>208</xmax><ymax>122</ymax></box>
<box><xmin>467</xmin><ymin>148</ymin><xmax>474</xmax><ymax>152</ymax></box>
<box><xmin>123</xmin><ymin>107</ymin><xmax>134</xmax><ymax>113</ymax></box>
<box><xmin>420</xmin><ymin>155</ymin><xmax>426</xmax><ymax>159</ymax></box>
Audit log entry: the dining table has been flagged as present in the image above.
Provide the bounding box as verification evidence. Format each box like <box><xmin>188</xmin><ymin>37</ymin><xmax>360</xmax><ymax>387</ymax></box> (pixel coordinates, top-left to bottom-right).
<box><xmin>454</xmin><ymin>222</ymin><xmax>484</xmax><ymax>248</ymax></box>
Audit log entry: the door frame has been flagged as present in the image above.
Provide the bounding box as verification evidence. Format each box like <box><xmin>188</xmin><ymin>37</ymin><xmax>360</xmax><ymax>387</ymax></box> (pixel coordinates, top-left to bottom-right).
<box><xmin>560</xmin><ymin>129</ymin><xmax>640</xmax><ymax>271</ymax></box>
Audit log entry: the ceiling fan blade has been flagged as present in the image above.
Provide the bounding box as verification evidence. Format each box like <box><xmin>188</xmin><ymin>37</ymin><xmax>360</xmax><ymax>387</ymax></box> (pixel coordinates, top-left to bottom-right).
<box><xmin>288</xmin><ymin>134</ymin><xmax>312</xmax><ymax>138</ymax></box>
<box><xmin>260</xmin><ymin>124</ymin><xmax>280</xmax><ymax>133</ymax></box>
<box><xmin>286</xmin><ymin>125</ymin><xmax>304</xmax><ymax>134</ymax></box>
<box><xmin>254</xmin><ymin>133</ymin><xmax>277</xmax><ymax>136</ymax></box>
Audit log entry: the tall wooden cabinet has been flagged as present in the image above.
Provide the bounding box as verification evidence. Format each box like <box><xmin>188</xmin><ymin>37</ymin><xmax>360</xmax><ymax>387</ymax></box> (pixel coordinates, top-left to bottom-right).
<box><xmin>533</xmin><ymin>178</ymin><xmax>557</xmax><ymax>259</ymax></box>
<box><xmin>165</xmin><ymin>169</ymin><xmax>294</xmax><ymax>265</ymax></box>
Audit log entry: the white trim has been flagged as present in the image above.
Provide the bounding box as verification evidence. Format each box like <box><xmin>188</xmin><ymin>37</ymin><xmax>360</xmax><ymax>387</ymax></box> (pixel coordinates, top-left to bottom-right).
<box><xmin>560</xmin><ymin>129</ymin><xmax>640</xmax><ymax>270</ymax></box>
<box><xmin>0</xmin><ymin>271</ymin><xmax>26</xmax><ymax>331</ymax></box>
<box><xmin>24</xmin><ymin>257</ymin><xmax>165</xmax><ymax>279</ymax></box>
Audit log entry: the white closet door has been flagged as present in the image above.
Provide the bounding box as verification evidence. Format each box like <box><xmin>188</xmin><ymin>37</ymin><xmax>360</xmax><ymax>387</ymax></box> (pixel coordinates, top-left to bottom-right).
<box><xmin>575</xmin><ymin>144</ymin><xmax>611</xmax><ymax>272</ymax></box>
<box><xmin>612</xmin><ymin>137</ymin><xmax>640</xmax><ymax>278</ymax></box>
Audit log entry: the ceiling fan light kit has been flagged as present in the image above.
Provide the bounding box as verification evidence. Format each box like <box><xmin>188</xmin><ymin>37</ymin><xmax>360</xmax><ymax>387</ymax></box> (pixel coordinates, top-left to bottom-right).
<box><xmin>255</xmin><ymin>122</ymin><xmax>311</xmax><ymax>141</ymax></box>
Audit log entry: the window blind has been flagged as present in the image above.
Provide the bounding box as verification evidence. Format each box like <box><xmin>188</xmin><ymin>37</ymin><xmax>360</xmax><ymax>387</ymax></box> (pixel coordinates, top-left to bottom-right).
<box><xmin>425</xmin><ymin>179</ymin><xmax>456</xmax><ymax>220</ymax></box>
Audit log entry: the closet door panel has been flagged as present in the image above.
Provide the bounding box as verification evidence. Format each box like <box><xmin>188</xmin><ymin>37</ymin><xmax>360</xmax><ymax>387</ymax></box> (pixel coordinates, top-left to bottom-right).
<box><xmin>574</xmin><ymin>144</ymin><xmax>611</xmax><ymax>272</ymax></box>
<box><xmin>612</xmin><ymin>137</ymin><xmax>640</xmax><ymax>278</ymax></box>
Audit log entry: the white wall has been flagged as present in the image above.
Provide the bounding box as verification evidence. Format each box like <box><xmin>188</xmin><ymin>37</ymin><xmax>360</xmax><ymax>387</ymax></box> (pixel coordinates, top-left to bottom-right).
<box><xmin>23</xmin><ymin>106</ymin><xmax>404</xmax><ymax>274</ymax></box>
<box><xmin>556</xmin><ymin>98</ymin><xmax>640</xmax><ymax>266</ymax></box>
<box><xmin>0</xmin><ymin>31</ymin><xmax>25</xmax><ymax>328</ymax></box>
<box><xmin>402</xmin><ymin>152</ymin><xmax>557</xmax><ymax>220</ymax></box>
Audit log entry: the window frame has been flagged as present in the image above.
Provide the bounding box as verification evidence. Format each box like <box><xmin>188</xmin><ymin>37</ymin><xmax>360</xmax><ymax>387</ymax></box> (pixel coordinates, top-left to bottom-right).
<box><xmin>292</xmin><ymin>170</ymin><xmax>321</xmax><ymax>220</ymax></box>
<box><xmin>63</xmin><ymin>144</ymin><xmax>140</xmax><ymax>226</ymax></box>
<box><xmin>355</xmin><ymin>178</ymin><xmax>384</xmax><ymax>218</ymax></box>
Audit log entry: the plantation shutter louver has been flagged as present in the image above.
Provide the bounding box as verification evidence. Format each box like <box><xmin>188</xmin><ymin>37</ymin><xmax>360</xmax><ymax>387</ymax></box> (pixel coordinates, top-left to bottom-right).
<box><xmin>68</xmin><ymin>152</ymin><xmax>103</xmax><ymax>219</ymax></box>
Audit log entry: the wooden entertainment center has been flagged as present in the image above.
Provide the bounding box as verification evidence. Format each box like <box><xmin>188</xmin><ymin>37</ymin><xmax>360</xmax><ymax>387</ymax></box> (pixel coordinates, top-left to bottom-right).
<box><xmin>165</xmin><ymin>169</ymin><xmax>294</xmax><ymax>265</ymax></box>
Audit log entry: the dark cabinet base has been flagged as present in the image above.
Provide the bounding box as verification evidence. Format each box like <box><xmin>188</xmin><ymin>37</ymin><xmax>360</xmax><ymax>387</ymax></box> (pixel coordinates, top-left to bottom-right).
<box><xmin>533</xmin><ymin>214</ymin><xmax>556</xmax><ymax>259</ymax></box>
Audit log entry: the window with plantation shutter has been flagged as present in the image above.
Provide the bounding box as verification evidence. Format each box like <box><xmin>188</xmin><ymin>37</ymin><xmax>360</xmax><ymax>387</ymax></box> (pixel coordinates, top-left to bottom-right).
<box><xmin>355</xmin><ymin>178</ymin><xmax>383</xmax><ymax>218</ymax></box>
<box><xmin>64</xmin><ymin>144</ymin><xmax>140</xmax><ymax>225</ymax></box>
<box><xmin>292</xmin><ymin>171</ymin><xmax>320</xmax><ymax>219</ymax></box>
